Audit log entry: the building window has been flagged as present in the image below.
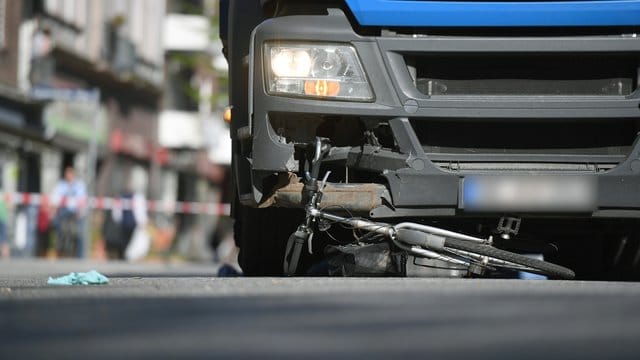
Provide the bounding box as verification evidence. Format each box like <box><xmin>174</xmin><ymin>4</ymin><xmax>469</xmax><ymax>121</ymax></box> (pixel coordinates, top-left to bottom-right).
<box><xmin>0</xmin><ymin>0</ymin><xmax>6</xmax><ymax>49</ymax></box>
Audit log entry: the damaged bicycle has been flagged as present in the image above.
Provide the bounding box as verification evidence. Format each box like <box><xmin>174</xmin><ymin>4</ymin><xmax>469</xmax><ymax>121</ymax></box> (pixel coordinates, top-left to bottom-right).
<box><xmin>282</xmin><ymin>138</ymin><xmax>576</xmax><ymax>280</ymax></box>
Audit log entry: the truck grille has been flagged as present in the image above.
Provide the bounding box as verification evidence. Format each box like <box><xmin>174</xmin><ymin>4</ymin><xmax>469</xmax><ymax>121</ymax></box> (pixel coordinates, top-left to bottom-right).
<box><xmin>408</xmin><ymin>53</ymin><xmax>638</xmax><ymax>96</ymax></box>
<box><xmin>410</xmin><ymin>117</ymin><xmax>639</xmax><ymax>172</ymax></box>
<box><xmin>432</xmin><ymin>161</ymin><xmax>619</xmax><ymax>173</ymax></box>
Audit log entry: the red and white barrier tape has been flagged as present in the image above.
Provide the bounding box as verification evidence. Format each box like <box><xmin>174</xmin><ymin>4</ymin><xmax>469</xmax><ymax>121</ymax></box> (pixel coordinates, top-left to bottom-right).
<box><xmin>0</xmin><ymin>192</ymin><xmax>231</xmax><ymax>216</ymax></box>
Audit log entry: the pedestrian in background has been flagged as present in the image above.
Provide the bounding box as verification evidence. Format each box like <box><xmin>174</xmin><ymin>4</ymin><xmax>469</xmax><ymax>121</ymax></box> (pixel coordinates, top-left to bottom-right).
<box><xmin>104</xmin><ymin>189</ymin><xmax>136</xmax><ymax>260</ymax></box>
<box><xmin>36</xmin><ymin>196</ymin><xmax>52</xmax><ymax>257</ymax></box>
<box><xmin>51</xmin><ymin>167</ymin><xmax>87</xmax><ymax>258</ymax></box>
<box><xmin>103</xmin><ymin>204</ymin><xmax>123</xmax><ymax>260</ymax></box>
<box><xmin>0</xmin><ymin>191</ymin><xmax>9</xmax><ymax>259</ymax></box>
<box><xmin>123</xmin><ymin>185</ymin><xmax>150</xmax><ymax>261</ymax></box>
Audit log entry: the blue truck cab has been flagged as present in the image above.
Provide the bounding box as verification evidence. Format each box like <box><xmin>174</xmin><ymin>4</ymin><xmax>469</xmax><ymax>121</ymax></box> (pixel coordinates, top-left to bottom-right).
<box><xmin>222</xmin><ymin>0</ymin><xmax>640</xmax><ymax>277</ymax></box>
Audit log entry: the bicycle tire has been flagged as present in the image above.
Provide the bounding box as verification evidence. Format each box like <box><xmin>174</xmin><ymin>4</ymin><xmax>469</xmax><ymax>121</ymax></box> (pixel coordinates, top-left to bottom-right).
<box><xmin>444</xmin><ymin>238</ymin><xmax>575</xmax><ymax>280</ymax></box>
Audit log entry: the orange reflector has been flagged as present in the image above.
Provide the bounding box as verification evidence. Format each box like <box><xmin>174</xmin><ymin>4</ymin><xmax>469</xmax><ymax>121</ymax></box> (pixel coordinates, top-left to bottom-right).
<box><xmin>304</xmin><ymin>80</ymin><xmax>340</xmax><ymax>97</ymax></box>
<box><xmin>223</xmin><ymin>106</ymin><xmax>232</xmax><ymax>123</ymax></box>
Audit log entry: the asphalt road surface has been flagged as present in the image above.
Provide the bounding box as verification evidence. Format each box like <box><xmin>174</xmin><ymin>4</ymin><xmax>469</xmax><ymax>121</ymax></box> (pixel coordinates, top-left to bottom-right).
<box><xmin>1</xmin><ymin>259</ymin><xmax>640</xmax><ymax>359</ymax></box>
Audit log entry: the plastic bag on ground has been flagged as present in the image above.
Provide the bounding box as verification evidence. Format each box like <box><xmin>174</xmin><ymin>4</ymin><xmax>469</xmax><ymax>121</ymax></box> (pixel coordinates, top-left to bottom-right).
<box><xmin>47</xmin><ymin>270</ymin><xmax>109</xmax><ymax>285</ymax></box>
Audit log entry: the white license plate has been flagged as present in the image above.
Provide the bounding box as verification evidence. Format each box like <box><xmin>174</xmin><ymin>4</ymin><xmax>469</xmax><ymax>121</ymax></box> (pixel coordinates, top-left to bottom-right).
<box><xmin>461</xmin><ymin>175</ymin><xmax>597</xmax><ymax>212</ymax></box>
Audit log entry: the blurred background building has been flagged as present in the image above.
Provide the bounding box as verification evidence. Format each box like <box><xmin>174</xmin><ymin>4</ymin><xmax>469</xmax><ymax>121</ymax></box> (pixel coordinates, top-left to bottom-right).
<box><xmin>0</xmin><ymin>0</ymin><xmax>230</xmax><ymax>260</ymax></box>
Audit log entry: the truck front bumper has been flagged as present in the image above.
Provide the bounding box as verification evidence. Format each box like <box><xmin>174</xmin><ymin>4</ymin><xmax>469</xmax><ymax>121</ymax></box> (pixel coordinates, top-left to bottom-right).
<box><xmin>237</xmin><ymin>9</ymin><xmax>640</xmax><ymax>219</ymax></box>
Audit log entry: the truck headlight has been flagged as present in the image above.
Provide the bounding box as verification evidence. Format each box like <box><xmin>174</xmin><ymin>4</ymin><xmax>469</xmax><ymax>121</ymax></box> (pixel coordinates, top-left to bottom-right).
<box><xmin>265</xmin><ymin>43</ymin><xmax>373</xmax><ymax>101</ymax></box>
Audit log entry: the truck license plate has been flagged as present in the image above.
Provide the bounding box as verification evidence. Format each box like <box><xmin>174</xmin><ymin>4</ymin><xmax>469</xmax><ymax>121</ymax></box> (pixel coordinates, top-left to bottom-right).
<box><xmin>461</xmin><ymin>175</ymin><xmax>597</xmax><ymax>212</ymax></box>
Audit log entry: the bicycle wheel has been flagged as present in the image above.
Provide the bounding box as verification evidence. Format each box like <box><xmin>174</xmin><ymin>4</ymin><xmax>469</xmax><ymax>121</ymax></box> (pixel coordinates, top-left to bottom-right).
<box><xmin>444</xmin><ymin>238</ymin><xmax>575</xmax><ymax>280</ymax></box>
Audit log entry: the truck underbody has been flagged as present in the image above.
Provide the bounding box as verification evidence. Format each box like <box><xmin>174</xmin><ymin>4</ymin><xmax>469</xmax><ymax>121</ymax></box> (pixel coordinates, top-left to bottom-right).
<box><xmin>225</xmin><ymin>1</ymin><xmax>640</xmax><ymax>279</ymax></box>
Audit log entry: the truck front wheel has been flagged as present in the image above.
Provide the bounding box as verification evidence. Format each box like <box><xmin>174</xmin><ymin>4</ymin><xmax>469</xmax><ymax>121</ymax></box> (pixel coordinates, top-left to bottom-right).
<box><xmin>235</xmin><ymin>206</ymin><xmax>303</xmax><ymax>276</ymax></box>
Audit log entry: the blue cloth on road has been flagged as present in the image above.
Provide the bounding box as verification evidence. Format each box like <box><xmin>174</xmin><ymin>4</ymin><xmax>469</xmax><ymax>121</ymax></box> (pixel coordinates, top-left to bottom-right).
<box><xmin>47</xmin><ymin>270</ymin><xmax>109</xmax><ymax>285</ymax></box>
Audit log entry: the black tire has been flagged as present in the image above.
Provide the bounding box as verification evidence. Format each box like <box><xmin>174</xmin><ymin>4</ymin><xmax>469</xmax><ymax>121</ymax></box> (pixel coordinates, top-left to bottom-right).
<box><xmin>235</xmin><ymin>206</ymin><xmax>303</xmax><ymax>276</ymax></box>
<box><xmin>444</xmin><ymin>238</ymin><xmax>575</xmax><ymax>280</ymax></box>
